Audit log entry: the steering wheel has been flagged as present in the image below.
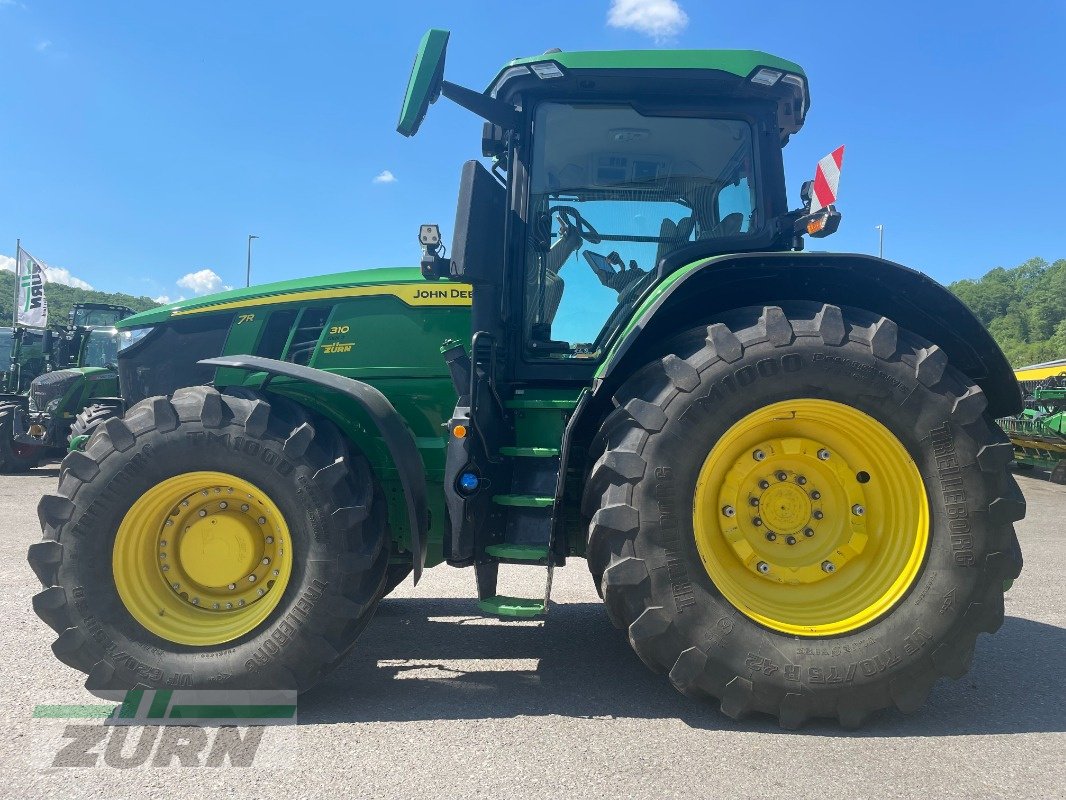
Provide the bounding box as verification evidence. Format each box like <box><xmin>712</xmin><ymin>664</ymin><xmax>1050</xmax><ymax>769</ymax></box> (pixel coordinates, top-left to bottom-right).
<box><xmin>550</xmin><ymin>205</ymin><xmax>602</xmax><ymax>244</ymax></box>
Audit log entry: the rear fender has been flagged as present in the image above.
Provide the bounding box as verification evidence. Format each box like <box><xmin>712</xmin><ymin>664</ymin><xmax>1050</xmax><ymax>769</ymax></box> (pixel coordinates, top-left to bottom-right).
<box><xmin>596</xmin><ymin>252</ymin><xmax>1022</xmax><ymax>417</ymax></box>
<box><xmin>201</xmin><ymin>355</ymin><xmax>430</xmax><ymax>582</ymax></box>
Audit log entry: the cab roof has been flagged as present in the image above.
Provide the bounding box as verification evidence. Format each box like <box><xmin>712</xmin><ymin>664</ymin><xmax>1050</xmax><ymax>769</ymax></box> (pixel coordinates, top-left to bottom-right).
<box><xmin>488</xmin><ymin>49</ymin><xmax>809</xmax><ymax>139</ymax></box>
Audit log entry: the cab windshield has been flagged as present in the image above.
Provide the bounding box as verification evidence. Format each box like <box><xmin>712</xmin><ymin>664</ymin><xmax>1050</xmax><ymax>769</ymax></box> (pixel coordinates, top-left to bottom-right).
<box><xmin>524</xmin><ymin>102</ymin><xmax>757</xmax><ymax>357</ymax></box>
<box><xmin>83</xmin><ymin>328</ymin><xmax>122</xmax><ymax>368</ymax></box>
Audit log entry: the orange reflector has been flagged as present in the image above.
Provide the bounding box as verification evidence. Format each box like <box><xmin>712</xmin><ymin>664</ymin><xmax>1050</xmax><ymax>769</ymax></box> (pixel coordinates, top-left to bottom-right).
<box><xmin>453</xmin><ymin>424</ymin><xmax>467</xmax><ymax>439</ymax></box>
<box><xmin>806</xmin><ymin>216</ymin><xmax>826</xmax><ymax>235</ymax></box>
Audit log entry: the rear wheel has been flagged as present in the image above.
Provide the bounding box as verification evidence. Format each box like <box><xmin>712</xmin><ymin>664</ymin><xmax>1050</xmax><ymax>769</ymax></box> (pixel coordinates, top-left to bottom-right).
<box><xmin>0</xmin><ymin>402</ymin><xmax>42</xmax><ymax>472</ymax></box>
<box><xmin>584</xmin><ymin>304</ymin><xmax>1024</xmax><ymax>728</ymax></box>
<box><xmin>29</xmin><ymin>386</ymin><xmax>388</xmax><ymax>692</ymax></box>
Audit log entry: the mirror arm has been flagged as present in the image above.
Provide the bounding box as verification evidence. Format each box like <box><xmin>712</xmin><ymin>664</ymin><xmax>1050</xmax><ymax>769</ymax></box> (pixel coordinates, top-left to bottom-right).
<box><xmin>441</xmin><ymin>81</ymin><xmax>520</xmax><ymax>132</ymax></box>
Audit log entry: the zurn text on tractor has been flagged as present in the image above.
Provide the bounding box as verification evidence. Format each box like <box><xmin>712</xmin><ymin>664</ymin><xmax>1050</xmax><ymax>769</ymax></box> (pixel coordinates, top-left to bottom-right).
<box><xmin>29</xmin><ymin>31</ymin><xmax>1025</xmax><ymax>728</ymax></box>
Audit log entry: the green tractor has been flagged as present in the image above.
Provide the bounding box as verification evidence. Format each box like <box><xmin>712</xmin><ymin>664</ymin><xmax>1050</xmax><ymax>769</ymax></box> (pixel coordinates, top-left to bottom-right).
<box><xmin>0</xmin><ymin>303</ymin><xmax>132</xmax><ymax>471</ymax></box>
<box><xmin>29</xmin><ymin>32</ymin><xmax>1025</xmax><ymax>728</ymax></box>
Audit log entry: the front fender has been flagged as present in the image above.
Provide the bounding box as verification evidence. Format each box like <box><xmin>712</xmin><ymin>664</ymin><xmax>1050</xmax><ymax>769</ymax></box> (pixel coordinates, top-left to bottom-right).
<box><xmin>200</xmin><ymin>355</ymin><xmax>430</xmax><ymax>583</ymax></box>
<box><xmin>596</xmin><ymin>252</ymin><xmax>1021</xmax><ymax>418</ymax></box>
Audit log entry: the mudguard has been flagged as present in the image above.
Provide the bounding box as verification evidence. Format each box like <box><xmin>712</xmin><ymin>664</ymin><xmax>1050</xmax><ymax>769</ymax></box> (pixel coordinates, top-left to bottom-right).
<box><xmin>596</xmin><ymin>252</ymin><xmax>1022</xmax><ymax>418</ymax></box>
<box><xmin>200</xmin><ymin>355</ymin><xmax>430</xmax><ymax>582</ymax></box>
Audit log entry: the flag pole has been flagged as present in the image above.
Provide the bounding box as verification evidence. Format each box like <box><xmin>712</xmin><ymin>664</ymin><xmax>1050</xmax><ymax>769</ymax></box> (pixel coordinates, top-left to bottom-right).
<box><xmin>13</xmin><ymin>239</ymin><xmax>20</xmax><ymax>326</ymax></box>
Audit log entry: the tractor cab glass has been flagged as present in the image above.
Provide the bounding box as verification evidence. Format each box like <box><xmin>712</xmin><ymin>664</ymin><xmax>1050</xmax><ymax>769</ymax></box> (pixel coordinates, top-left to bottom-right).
<box><xmin>523</xmin><ymin>103</ymin><xmax>757</xmax><ymax>357</ymax></box>
<box><xmin>82</xmin><ymin>328</ymin><xmax>122</xmax><ymax>368</ymax></box>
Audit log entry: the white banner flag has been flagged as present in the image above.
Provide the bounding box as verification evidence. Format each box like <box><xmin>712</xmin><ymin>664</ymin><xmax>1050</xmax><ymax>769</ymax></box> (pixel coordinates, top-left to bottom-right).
<box><xmin>15</xmin><ymin>247</ymin><xmax>49</xmax><ymax>328</ymax></box>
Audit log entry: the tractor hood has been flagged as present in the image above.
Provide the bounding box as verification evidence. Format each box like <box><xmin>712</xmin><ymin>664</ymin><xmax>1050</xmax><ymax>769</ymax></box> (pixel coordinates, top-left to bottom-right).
<box><xmin>119</xmin><ymin>267</ymin><xmax>425</xmax><ymax>329</ymax></box>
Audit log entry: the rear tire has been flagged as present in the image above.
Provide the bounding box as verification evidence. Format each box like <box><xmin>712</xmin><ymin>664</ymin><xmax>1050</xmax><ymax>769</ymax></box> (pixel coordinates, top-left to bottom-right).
<box><xmin>29</xmin><ymin>386</ymin><xmax>388</xmax><ymax>692</ymax></box>
<box><xmin>0</xmin><ymin>402</ymin><xmax>42</xmax><ymax>472</ymax></box>
<box><xmin>584</xmin><ymin>304</ymin><xmax>1024</xmax><ymax>728</ymax></box>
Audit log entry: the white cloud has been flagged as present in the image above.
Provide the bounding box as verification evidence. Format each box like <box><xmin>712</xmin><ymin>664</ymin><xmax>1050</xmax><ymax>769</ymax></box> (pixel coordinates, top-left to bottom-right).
<box><xmin>0</xmin><ymin>254</ymin><xmax>13</xmax><ymax>273</ymax></box>
<box><xmin>35</xmin><ymin>39</ymin><xmax>52</xmax><ymax>53</ymax></box>
<box><xmin>177</xmin><ymin>268</ymin><xmax>230</xmax><ymax>295</ymax></box>
<box><xmin>44</xmin><ymin>266</ymin><xmax>93</xmax><ymax>290</ymax></box>
<box><xmin>607</xmin><ymin>0</ymin><xmax>688</xmax><ymax>40</ymax></box>
<box><xmin>372</xmin><ymin>169</ymin><xmax>397</xmax><ymax>184</ymax></box>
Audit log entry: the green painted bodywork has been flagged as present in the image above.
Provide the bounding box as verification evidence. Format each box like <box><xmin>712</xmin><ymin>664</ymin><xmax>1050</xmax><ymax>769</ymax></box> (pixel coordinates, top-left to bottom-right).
<box><xmin>497</xmin><ymin>49</ymin><xmax>804</xmax><ymax>83</ymax></box>
<box><xmin>397</xmin><ymin>28</ymin><xmax>450</xmax><ymax>137</ymax></box>
<box><xmin>52</xmin><ymin>366</ymin><xmax>120</xmax><ymax>419</ymax></box>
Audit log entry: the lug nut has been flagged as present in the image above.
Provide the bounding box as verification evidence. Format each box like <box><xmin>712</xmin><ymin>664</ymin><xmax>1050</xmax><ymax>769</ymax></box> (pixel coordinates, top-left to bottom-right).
<box><xmin>265</xmin><ymin>536</ymin><xmax>274</xmax><ymax>544</ymax></box>
<box><xmin>722</xmin><ymin>505</ymin><xmax>736</xmax><ymax>518</ymax></box>
<box><xmin>756</xmin><ymin>561</ymin><xmax>770</xmax><ymax>574</ymax></box>
<box><xmin>759</xmin><ymin>480</ymin><xmax>770</xmax><ymax>490</ymax></box>
<box><xmin>238</xmin><ymin>600</ymin><xmax>245</xmax><ymax>607</ymax></box>
<box><xmin>821</xmin><ymin>561</ymin><xmax>836</xmax><ymax>573</ymax></box>
<box><xmin>191</xmin><ymin>597</ymin><xmax>200</xmax><ymax>605</ymax></box>
<box><xmin>810</xmin><ymin>490</ymin><xmax>821</xmax><ymax>500</ymax></box>
<box><xmin>212</xmin><ymin>603</ymin><xmax>220</xmax><ymax>610</ymax></box>
<box><xmin>749</xmin><ymin>498</ymin><xmax>759</xmax><ymax>507</ymax></box>
<box><xmin>198</xmin><ymin>509</ymin><xmax>207</xmax><ymax>517</ymax></box>
<box><xmin>226</xmin><ymin>602</ymin><xmax>233</xmax><ymax>609</ymax></box>
<box><xmin>162</xmin><ymin>564</ymin><xmax>170</xmax><ymax>572</ymax></box>
<box><xmin>804</xmin><ymin>528</ymin><xmax>815</xmax><ymax>537</ymax></box>
<box><xmin>159</xmin><ymin>553</ymin><xmax>166</xmax><ymax>559</ymax></box>
<box><xmin>272</xmin><ymin>569</ymin><xmax>279</xmax><ymax>577</ymax></box>
<box><xmin>817</xmin><ymin>449</ymin><xmax>830</xmax><ymax>460</ymax></box>
<box><xmin>785</xmin><ymin>535</ymin><xmax>797</xmax><ymax>546</ymax></box>
<box><xmin>257</xmin><ymin>588</ymin><xmax>265</xmax><ymax>597</ymax></box>
<box><xmin>257</xmin><ymin>517</ymin><xmax>266</xmax><ymax>525</ymax></box>
<box><xmin>813</xmin><ymin>510</ymin><xmax>824</xmax><ymax>520</ymax></box>
<box><xmin>852</xmin><ymin>504</ymin><xmax>865</xmax><ymax>516</ymax></box>
<box><xmin>219</xmin><ymin>501</ymin><xmax>228</xmax><ymax>510</ymax></box>
<box><xmin>228</xmin><ymin>583</ymin><xmax>236</xmax><ymax>590</ymax></box>
<box><xmin>753</xmin><ymin>517</ymin><xmax>763</xmax><ymax>527</ymax></box>
<box><xmin>201</xmin><ymin>490</ymin><xmax>208</xmax><ymax>496</ymax></box>
<box><xmin>753</xmin><ymin>449</ymin><xmax>766</xmax><ymax>461</ymax></box>
<box><xmin>765</xmin><ymin>531</ymin><xmax>777</xmax><ymax>541</ymax></box>
<box><xmin>241</xmin><ymin>504</ymin><xmax>250</xmax><ymax>512</ymax></box>
<box><xmin>248</xmin><ymin>574</ymin><xmax>256</xmax><ymax>582</ymax></box>
<box><xmin>796</xmin><ymin>476</ymin><xmax>807</xmax><ymax>485</ymax></box>
<box><xmin>159</xmin><ymin>540</ymin><xmax>167</xmax><ymax>547</ymax></box>
<box><xmin>171</xmin><ymin>582</ymin><xmax>180</xmax><ymax>590</ymax></box>
<box><xmin>776</xmin><ymin>471</ymin><xmax>788</xmax><ymax>482</ymax></box>
<box><xmin>164</xmin><ymin>519</ymin><xmax>173</xmax><ymax>527</ymax></box>
<box><xmin>262</xmin><ymin>557</ymin><xmax>270</xmax><ymax>565</ymax></box>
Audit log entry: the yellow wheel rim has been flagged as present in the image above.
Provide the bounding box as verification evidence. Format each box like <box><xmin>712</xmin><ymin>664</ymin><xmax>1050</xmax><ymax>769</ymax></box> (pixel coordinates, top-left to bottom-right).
<box><xmin>693</xmin><ymin>399</ymin><xmax>929</xmax><ymax>636</ymax></box>
<box><xmin>113</xmin><ymin>471</ymin><xmax>293</xmax><ymax>646</ymax></box>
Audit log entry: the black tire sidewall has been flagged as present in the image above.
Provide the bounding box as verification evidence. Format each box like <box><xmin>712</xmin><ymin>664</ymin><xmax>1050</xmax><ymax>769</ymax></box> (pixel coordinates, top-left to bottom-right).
<box><xmin>60</xmin><ymin>416</ymin><xmax>354</xmax><ymax>688</ymax></box>
<box><xmin>631</xmin><ymin>329</ymin><xmax>995</xmax><ymax>697</ymax></box>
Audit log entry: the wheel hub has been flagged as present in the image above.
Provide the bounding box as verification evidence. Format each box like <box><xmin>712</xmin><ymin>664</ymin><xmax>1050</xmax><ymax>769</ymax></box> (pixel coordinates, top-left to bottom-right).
<box><xmin>693</xmin><ymin>399</ymin><xmax>929</xmax><ymax>636</ymax></box>
<box><xmin>717</xmin><ymin>435</ymin><xmax>870</xmax><ymax>586</ymax></box>
<box><xmin>113</xmin><ymin>472</ymin><xmax>291</xmax><ymax>645</ymax></box>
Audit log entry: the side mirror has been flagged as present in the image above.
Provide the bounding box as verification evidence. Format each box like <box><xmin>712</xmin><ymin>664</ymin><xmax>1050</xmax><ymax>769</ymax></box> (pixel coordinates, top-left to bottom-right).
<box><xmin>799</xmin><ymin>180</ymin><xmax>813</xmax><ymax>211</ymax></box>
<box><xmin>451</xmin><ymin>161</ymin><xmax>506</xmax><ymax>284</ymax></box>
<box><xmin>396</xmin><ymin>29</ymin><xmax>450</xmax><ymax>137</ymax></box>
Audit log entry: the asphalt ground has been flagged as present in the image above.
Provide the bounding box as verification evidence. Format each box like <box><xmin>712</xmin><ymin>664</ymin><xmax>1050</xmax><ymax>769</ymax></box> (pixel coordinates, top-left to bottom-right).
<box><xmin>0</xmin><ymin>465</ymin><xmax>1062</xmax><ymax>799</ymax></box>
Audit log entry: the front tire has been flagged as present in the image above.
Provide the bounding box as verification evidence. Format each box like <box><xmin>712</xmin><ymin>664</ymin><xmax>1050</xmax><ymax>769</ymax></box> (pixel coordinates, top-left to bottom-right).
<box><xmin>68</xmin><ymin>402</ymin><xmax>121</xmax><ymax>448</ymax></box>
<box><xmin>584</xmin><ymin>304</ymin><xmax>1024</xmax><ymax>728</ymax></box>
<box><xmin>29</xmin><ymin>386</ymin><xmax>388</xmax><ymax>692</ymax></box>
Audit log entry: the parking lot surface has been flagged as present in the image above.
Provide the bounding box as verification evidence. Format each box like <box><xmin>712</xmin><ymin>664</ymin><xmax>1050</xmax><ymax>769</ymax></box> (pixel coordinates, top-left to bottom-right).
<box><xmin>0</xmin><ymin>466</ymin><xmax>1062</xmax><ymax>799</ymax></box>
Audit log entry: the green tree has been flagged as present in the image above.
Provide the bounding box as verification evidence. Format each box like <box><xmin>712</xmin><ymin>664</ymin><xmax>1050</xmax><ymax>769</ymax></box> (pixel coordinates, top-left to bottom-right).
<box><xmin>0</xmin><ymin>271</ymin><xmax>159</xmax><ymax>329</ymax></box>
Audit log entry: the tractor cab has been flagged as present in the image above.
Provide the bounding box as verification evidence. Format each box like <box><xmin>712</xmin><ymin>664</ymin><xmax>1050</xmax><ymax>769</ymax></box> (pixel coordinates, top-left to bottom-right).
<box><xmin>403</xmin><ymin>31</ymin><xmax>836</xmax><ymax>368</ymax></box>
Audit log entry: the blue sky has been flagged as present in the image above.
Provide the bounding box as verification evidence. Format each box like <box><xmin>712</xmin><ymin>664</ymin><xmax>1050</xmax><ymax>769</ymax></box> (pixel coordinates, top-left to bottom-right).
<box><xmin>1</xmin><ymin>1</ymin><xmax>1063</xmax><ymax>302</ymax></box>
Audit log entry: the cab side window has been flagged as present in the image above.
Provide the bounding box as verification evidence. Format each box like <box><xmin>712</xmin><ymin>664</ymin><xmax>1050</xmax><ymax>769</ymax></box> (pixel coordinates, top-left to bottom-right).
<box><xmin>255</xmin><ymin>310</ymin><xmax>298</xmax><ymax>360</ymax></box>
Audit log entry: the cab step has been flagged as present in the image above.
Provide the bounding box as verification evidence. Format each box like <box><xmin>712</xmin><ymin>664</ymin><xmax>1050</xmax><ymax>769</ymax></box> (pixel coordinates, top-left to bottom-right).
<box><xmin>492</xmin><ymin>494</ymin><xmax>553</xmax><ymax>508</ymax></box>
<box><xmin>485</xmin><ymin>543</ymin><xmax>550</xmax><ymax>561</ymax></box>
<box><xmin>477</xmin><ymin>595</ymin><xmax>546</xmax><ymax>618</ymax></box>
<box><xmin>499</xmin><ymin>446</ymin><xmax>560</xmax><ymax>458</ymax></box>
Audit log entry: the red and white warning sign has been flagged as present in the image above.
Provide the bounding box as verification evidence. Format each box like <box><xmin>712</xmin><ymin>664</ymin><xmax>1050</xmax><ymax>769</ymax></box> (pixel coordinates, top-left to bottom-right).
<box><xmin>810</xmin><ymin>145</ymin><xmax>845</xmax><ymax>213</ymax></box>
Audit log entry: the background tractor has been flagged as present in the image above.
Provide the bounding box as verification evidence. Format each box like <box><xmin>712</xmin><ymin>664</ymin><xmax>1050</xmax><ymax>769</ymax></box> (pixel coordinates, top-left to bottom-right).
<box><xmin>0</xmin><ymin>303</ymin><xmax>132</xmax><ymax>471</ymax></box>
<box><xmin>30</xmin><ymin>31</ymin><xmax>1025</xmax><ymax>728</ymax></box>
<box><xmin>998</xmin><ymin>359</ymin><xmax>1066</xmax><ymax>484</ymax></box>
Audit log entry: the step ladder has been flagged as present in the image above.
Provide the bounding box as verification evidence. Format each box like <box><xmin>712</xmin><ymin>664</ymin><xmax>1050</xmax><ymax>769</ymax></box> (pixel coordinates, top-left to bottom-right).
<box><xmin>475</xmin><ymin>391</ymin><xmax>578</xmax><ymax>618</ymax></box>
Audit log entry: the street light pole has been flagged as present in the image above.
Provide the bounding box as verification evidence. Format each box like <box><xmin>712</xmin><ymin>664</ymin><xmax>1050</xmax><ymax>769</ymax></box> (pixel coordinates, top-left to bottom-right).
<box><xmin>246</xmin><ymin>234</ymin><xmax>259</xmax><ymax>287</ymax></box>
<box><xmin>875</xmin><ymin>224</ymin><xmax>884</xmax><ymax>259</ymax></box>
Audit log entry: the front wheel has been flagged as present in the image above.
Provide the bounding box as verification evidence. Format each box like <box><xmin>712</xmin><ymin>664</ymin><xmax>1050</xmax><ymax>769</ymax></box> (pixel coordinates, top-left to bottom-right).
<box><xmin>29</xmin><ymin>386</ymin><xmax>388</xmax><ymax>692</ymax></box>
<box><xmin>584</xmin><ymin>304</ymin><xmax>1024</xmax><ymax>728</ymax></box>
